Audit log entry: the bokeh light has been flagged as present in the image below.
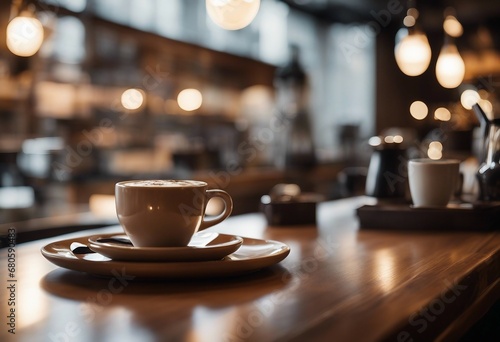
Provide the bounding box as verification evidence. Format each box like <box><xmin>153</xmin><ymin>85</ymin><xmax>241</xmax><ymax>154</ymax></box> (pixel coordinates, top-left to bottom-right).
<box><xmin>410</xmin><ymin>100</ymin><xmax>428</xmax><ymax>120</ymax></box>
<box><xmin>368</xmin><ymin>136</ymin><xmax>382</xmax><ymax>147</ymax></box>
<box><xmin>403</xmin><ymin>16</ymin><xmax>415</xmax><ymax>27</ymax></box>
<box><xmin>206</xmin><ymin>0</ymin><xmax>261</xmax><ymax>30</ymax></box>
<box><xmin>121</xmin><ymin>88</ymin><xmax>144</xmax><ymax>110</ymax></box>
<box><xmin>427</xmin><ymin>148</ymin><xmax>442</xmax><ymax>160</ymax></box>
<box><xmin>428</xmin><ymin>141</ymin><xmax>443</xmax><ymax>160</ymax></box>
<box><xmin>177</xmin><ymin>88</ymin><xmax>203</xmax><ymax>111</ymax></box>
<box><xmin>393</xmin><ymin>135</ymin><xmax>404</xmax><ymax>143</ymax></box>
<box><xmin>443</xmin><ymin>15</ymin><xmax>463</xmax><ymax>37</ymax></box>
<box><xmin>460</xmin><ymin>89</ymin><xmax>480</xmax><ymax>110</ymax></box>
<box><xmin>478</xmin><ymin>99</ymin><xmax>493</xmax><ymax>116</ymax></box>
<box><xmin>434</xmin><ymin>107</ymin><xmax>451</xmax><ymax>121</ymax></box>
<box><xmin>384</xmin><ymin>136</ymin><xmax>394</xmax><ymax>144</ymax></box>
<box><xmin>429</xmin><ymin>141</ymin><xmax>443</xmax><ymax>151</ymax></box>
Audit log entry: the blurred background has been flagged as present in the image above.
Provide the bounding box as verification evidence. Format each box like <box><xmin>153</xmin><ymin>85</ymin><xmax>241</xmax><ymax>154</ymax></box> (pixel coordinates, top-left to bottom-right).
<box><xmin>1</xmin><ymin>0</ymin><xmax>500</xmax><ymax>224</ymax></box>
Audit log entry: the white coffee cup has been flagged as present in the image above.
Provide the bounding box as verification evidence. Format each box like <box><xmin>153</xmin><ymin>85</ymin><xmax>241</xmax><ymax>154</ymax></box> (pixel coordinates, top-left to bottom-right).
<box><xmin>408</xmin><ymin>159</ymin><xmax>460</xmax><ymax>208</ymax></box>
<box><xmin>115</xmin><ymin>180</ymin><xmax>233</xmax><ymax>247</ymax></box>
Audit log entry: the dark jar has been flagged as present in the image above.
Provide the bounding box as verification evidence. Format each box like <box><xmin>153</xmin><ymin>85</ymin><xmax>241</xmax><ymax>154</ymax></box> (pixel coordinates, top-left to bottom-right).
<box><xmin>365</xmin><ymin>139</ymin><xmax>408</xmax><ymax>199</ymax></box>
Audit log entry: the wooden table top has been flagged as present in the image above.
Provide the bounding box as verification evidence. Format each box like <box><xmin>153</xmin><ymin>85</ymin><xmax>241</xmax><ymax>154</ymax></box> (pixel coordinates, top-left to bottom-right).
<box><xmin>1</xmin><ymin>197</ymin><xmax>499</xmax><ymax>342</ymax></box>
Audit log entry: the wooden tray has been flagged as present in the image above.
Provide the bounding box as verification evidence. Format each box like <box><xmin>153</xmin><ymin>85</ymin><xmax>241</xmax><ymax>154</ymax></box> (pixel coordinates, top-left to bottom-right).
<box><xmin>356</xmin><ymin>202</ymin><xmax>500</xmax><ymax>231</ymax></box>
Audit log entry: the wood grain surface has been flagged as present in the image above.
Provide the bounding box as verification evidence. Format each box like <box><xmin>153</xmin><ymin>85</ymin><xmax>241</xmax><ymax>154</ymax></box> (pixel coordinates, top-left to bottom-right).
<box><xmin>0</xmin><ymin>197</ymin><xmax>498</xmax><ymax>342</ymax></box>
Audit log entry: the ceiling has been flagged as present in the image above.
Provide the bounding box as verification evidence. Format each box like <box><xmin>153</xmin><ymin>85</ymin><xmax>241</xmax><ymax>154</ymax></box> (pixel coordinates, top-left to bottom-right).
<box><xmin>281</xmin><ymin>0</ymin><xmax>500</xmax><ymax>28</ymax></box>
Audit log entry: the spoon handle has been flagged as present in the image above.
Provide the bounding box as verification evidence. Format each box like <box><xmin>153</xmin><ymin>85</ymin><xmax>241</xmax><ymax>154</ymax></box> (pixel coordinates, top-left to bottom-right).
<box><xmin>70</xmin><ymin>242</ymin><xmax>95</xmax><ymax>255</ymax></box>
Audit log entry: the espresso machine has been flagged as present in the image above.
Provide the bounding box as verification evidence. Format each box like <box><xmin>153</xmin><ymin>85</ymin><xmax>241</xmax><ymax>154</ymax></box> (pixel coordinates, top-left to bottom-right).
<box><xmin>473</xmin><ymin>103</ymin><xmax>500</xmax><ymax>201</ymax></box>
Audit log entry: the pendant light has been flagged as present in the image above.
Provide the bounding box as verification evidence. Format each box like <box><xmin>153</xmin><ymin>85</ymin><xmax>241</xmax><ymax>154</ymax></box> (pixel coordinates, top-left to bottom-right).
<box><xmin>435</xmin><ymin>10</ymin><xmax>465</xmax><ymax>89</ymax></box>
<box><xmin>394</xmin><ymin>7</ymin><xmax>432</xmax><ymax>76</ymax></box>
<box><xmin>6</xmin><ymin>6</ymin><xmax>44</xmax><ymax>57</ymax></box>
<box><xmin>206</xmin><ymin>0</ymin><xmax>261</xmax><ymax>30</ymax></box>
<box><xmin>435</xmin><ymin>38</ymin><xmax>465</xmax><ymax>88</ymax></box>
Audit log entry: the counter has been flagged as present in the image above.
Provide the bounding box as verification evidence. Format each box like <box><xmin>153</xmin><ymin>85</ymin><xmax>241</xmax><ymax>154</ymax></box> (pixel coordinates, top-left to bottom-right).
<box><xmin>1</xmin><ymin>196</ymin><xmax>498</xmax><ymax>341</ymax></box>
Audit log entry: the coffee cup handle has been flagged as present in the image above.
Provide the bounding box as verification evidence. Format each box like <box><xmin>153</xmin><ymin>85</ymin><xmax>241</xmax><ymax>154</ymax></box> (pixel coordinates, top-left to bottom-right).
<box><xmin>199</xmin><ymin>189</ymin><xmax>233</xmax><ymax>230</ymax></box>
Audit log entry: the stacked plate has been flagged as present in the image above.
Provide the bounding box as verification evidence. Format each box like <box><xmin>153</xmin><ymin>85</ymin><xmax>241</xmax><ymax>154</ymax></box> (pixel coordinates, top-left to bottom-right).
<box><xmin>41</xmin><ymin>229</ymin><xmax>290</xmax><ymax>279</ymax></box>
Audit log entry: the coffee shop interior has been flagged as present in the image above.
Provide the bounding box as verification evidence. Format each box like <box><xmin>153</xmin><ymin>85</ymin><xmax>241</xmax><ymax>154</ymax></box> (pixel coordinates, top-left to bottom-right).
<box><xmin>1</xmin><ymin>0</ymin><xmax>500</xmax><ymax>231</ymax></box>
<box><xmin>1</xmin><ymin>1</ymin><xmax>500</xmax><ymax>341</ymax></box>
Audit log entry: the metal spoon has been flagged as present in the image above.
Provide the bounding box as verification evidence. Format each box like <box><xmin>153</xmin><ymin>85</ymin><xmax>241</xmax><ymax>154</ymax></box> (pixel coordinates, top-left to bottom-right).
<box><xmin>70</xmin><ymin>236</ymin><xmax>133</xmax><ymax>255</ymax></box>
<box><xmin>70</xmin><ymin>242</ymin><xmax>95</xmax><ymax>255</ymax></box>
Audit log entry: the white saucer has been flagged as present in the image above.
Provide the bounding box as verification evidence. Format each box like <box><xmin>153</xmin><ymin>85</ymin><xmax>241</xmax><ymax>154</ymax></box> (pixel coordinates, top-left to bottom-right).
<box><xmin>87</xmin><ymin>232</ymin><xmax>243</xmax><ymax>262</ymax></box>
<box><xmin>41</xmin><ymin>234</ymin><xmax>290</xmax><ymax>279</ymax></box>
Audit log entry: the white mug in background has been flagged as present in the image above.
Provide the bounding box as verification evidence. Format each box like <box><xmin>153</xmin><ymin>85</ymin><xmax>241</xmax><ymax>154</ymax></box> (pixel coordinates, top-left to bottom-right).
<box><xmin>115</xmin><ymin>180</ymin><xmax>233</xmax><ymax>247</ymax></box>
<box><xmin>408</xmin><ymin>159</ymin><xmax>461</xmax><ymax>208</ymax></box>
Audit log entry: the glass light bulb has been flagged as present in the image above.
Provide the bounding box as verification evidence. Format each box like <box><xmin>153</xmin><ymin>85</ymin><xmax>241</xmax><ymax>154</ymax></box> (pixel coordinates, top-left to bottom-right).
<box><xmin>206</xmin><ymin>0</ymin><xmax>261</xmax><ymax>30</ymax></box>
<box><xmin>394</xmin><ymin>29</ymin><xmax>432</xmax><ymax>76</ymax></box>
<box><xmin>435</xmin><ymin>42</ymin><xmax>465</xmax><ymax>89</ymax></box>
<box><xmin>6</xmin><ymin>15</ymin><xmax>44</xmax><ymax>57</ymax></box>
